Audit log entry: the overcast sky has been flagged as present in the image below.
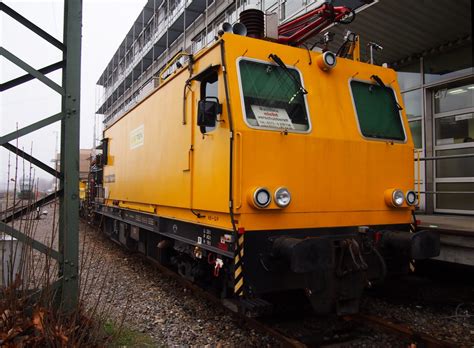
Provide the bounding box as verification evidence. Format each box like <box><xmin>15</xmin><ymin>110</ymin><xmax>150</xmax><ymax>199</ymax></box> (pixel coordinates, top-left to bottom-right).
<box><xmin>1</xmin><ymin>0</ymin><xmax>146</xmax><ymax>187</ymax></box>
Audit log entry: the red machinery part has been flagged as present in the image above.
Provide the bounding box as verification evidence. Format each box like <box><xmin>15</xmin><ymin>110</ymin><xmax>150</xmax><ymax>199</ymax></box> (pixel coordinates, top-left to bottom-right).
<box><xmin>278</xmin><ymin>3</ymin><xmax>353</xmax><ymax>46</ymax></box>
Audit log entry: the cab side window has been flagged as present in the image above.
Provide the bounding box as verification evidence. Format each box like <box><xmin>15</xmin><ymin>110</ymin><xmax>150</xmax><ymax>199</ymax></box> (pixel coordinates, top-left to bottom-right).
<box><xmin>200</xmin><ymin>71</ymin><xmax>218</xmax><ymax>133</ymax></box>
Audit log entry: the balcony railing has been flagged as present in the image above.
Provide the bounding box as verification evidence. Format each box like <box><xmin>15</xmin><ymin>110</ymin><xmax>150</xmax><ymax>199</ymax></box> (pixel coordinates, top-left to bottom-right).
<box><xmin>415</xmin><ymin>151</ymin><xmax>474</xmax><ymax>212</ymax></box>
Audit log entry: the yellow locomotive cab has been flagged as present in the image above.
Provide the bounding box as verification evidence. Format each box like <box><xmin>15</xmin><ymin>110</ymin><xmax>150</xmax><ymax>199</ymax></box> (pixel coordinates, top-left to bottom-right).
<box><xmin>91</xmin><ymin>31</ymin><xmax>440</xmax><ymax>315</ymax></box>
<box><xmin>104</xmin><ymin>35</ymin><xmax>414</xmax><ymax>229</ymax></box>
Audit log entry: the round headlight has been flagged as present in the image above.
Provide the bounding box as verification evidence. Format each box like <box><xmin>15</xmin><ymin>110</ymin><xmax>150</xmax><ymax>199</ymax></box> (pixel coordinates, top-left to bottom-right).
<box><xmin>274</xmin><ymin>187</ymin><xmax>291</xmax><ymax>208</ymax></box>
<box><xmin>323</xmin><ymin>51</ymin><xmax>337</xmax><ymax>67</ymax></box>
<box><xmin>406</xmin><ymin>190</ymin><xmax>417</xmax><ymax>206</ymax></box>
<box><xmin>253</xmin><ymin>187</ymin><xmax>271</xmax><ymax>208</ymax></box>
<box><xmin>317</xmin><ymin>51</ymin><xmax>337</xmax><ymax>71</ymax></box>
<box><xmin>392</xmin><ymin>189</ymin><xmax>405</xmax><ymax>207</ymax></box>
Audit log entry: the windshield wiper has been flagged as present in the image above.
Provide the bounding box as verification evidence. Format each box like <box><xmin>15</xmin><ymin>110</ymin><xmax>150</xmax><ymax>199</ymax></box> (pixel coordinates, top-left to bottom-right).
<box><xmin>370</xmin><ymin>74</ymin><xmax>403</xmax><ymax>111</ymax></box>
<box><xmin>268</xmin><ymin>53</ymin><xmax>308</xmax><ymax>104</ymax></box>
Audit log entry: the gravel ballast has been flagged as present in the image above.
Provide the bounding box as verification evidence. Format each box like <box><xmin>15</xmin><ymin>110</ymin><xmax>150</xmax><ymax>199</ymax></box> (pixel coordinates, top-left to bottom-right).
<box><xmin>7</xmin><ymin>206</ymin><xmax>474</xmax><ymax>347</ymax></box>
<box><xmin>79</xmin><ymin>223</ymin><xmax>277</xmax><ymax>346</ymax></box>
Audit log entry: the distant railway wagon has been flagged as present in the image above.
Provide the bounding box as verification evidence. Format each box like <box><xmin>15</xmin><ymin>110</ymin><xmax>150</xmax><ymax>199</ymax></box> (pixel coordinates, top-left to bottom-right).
<box><xmin>18</xmin><ymin>178</ymin><xmax>35</xmax><ymax>201</ymax></box>
<box><xmin>89</xmin><ymin>6</ymin><xmax>439</xmax><ymax>315</ymax></box>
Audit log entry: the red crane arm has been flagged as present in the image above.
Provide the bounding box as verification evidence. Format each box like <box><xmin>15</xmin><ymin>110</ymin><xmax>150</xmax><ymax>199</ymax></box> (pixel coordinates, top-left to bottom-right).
<box><xmin>277</xmin><ymin>3</ymin><xmax>353</xmax><ymax>46</ymax></box>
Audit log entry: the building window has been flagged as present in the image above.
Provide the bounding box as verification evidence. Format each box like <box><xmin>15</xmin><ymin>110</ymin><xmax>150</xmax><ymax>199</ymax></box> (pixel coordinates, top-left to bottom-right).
<box><xmin>402</xmin><ymin>89</ymin><xmax>423</xmax><ymax>149</ymax></box>
<box><xmin>434</xmin><ymin>83</ymin><xmax>474</xmax><ymax>114</ymax></box>
<box><xmin>284</xmin><ymin>0</ymin><xmax>303</xmax><ymax>20</ymax></box>
<box><xmin>435</xmin><ymin>113</ymin><xmax>474</xmax><ymax>146</ymax></box>
<box><xmin>433</xmin><ymin>79</ymin><xmax>474</xmax><ymax>213</ymax></box>
<box><xmin>397</xmin><ymin>60</ymin><xmax>422</xmax><ymax>91</ymax></box>
<box><xmin>409</xmin><ymin>120</ymin><xmax>422</xmax><ymax>149</ymax></box>
<box><xmin>402</xmin><ymin>89</ymin><xmax>422</xmax><ymax>119</ymax></box>
<box><xmin>424</xmin><ymin>45</ymin><xmax>473</xmax><ymax>85</ymax></box>
<box><xmin>436</xmin><ymin>182</ymin><xmax>474</xmax><ymax>211</ymax></box>
<box><xmin>192</xmin><ymin>31</ymin><xmax>205</xmax><ymax>53</ymax></box>
<box><xmin>435</xmin><ymin>147</ymin><xmax>474</xmax><ymax>178</ymax></box>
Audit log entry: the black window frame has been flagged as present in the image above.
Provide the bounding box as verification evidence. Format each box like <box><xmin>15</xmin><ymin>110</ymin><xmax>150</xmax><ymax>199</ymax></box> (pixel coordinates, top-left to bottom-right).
<box><xmin>199</xmin><ymin>70</ymin><xmax>219</xmax><ymax>133</ymax></box>
<box><xmin>350</xmin><ymin>79</ymin><xmax>407</xmax><ymax>143</ymax></box>
<box><xmin>237</xmin><ymin>57</ymin><xmax>312</xmax><ymax>134</ymax></box>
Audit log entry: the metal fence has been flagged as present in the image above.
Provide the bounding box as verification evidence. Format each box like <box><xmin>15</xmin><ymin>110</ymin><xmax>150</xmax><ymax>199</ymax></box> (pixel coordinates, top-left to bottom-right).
<box><xmin>0</xmin><ymin>1</ymin><xmax>82</xmax><ymax>311</ymax></box>
<box><xmin>415</xmin><ymin>151</ymin><xmax>474</xmax><ymax>200</ymax></box>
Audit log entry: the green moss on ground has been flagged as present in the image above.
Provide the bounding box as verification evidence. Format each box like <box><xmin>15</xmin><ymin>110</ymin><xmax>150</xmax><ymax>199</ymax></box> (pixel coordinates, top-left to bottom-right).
<box><xmin>103</xmin><ymin>321</ymin><xmax>156</xmax><ymax>347</ymax></box>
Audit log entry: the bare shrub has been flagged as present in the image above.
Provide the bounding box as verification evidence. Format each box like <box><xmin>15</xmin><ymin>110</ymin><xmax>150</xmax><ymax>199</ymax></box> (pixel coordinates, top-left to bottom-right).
<box><xmin>0</xmin><ymin>149</ymin><xmax>131</xmax><ymax>346</ymax></box>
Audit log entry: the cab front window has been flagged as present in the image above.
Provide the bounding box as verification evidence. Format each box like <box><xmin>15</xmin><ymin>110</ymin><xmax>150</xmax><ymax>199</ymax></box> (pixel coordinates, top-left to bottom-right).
<box><xmin>238</xmin><ymin>59</ymin><xmax>310</xmax><ymax>132</ymax></box>
<box><xmin>351</xmin><ymin>80</ymin><xmax>406</xmax><ymax>141</ymax></box>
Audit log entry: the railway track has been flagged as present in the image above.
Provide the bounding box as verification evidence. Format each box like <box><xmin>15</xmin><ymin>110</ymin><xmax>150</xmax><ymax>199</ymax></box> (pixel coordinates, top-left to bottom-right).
<box><xmin>346</xmin><ymin>314</ymin><xmax>457</xmax><ymax>348</ymax></box>
<box><xmin>258</xmin><ymin>312</ymin><xmax>458</xmax><ymax>347</ymax></box>
<box><xmin>81</xmin><ymin>220</ymin><xmax>461</xmax><ymax>347</ymax></box>
<box><xmin>125</xmin><ymin>249</ymin><xmax>458</xmax><ymax>347</ymax></box>
<box><xmin>143</xmin><ymin>255</ymin><xmax>305</xmax><ymax>347</ymax></box>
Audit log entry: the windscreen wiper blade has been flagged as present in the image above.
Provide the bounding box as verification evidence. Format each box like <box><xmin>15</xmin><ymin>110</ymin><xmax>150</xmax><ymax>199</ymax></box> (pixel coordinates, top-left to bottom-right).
<box><xmin>370</xmin><ymin>74</ymin><xmax>403</xmax><ymax>111</ymax></box>
<box><xmin>268</xmin><ymin>53</ymin><xmax>308</xmax><ymax>104</ymax></box>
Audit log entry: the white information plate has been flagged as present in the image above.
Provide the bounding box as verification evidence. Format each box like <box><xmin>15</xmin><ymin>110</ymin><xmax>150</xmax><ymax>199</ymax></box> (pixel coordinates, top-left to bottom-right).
<box><xmin>130</xmin><ymin>124</ymin><xmax>145</xmax><ymax>149</ymax></box>
<box><xmin>251</xmin><ymin>105</ymin><xmax>294</xmax><ymax>130</ymax></box>
<box><xmin>455</xmin><ymin>114</ymin><xmax>473</xmax><ymax>122</ymax></box>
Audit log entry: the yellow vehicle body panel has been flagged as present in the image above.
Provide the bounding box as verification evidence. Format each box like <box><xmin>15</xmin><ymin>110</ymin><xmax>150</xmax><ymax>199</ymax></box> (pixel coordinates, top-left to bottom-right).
<box><xmin>223</xmin><ymin>34</ymin><xmax>414</xmax><ymax>230</ymax></box>
<box><xmin>104</xmin><ymin>33</ymin><xmax>414</xmax><ymax>232</ymax></box>
<box><xmin>79</xmin><ymin>180</ymin><xmax>87</xmax><ymax>200</ymax></box>
<box><xmin>104</xmin><ymin>45</ymin><xmax>231</xmax><ymax>228</ymax></box>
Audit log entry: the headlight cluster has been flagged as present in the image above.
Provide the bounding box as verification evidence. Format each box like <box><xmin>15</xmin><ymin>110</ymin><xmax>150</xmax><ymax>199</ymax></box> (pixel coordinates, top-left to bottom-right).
<box><xmin>385</xmin><ymin>189</ymin><xmax>417</xmax><ymax>207</ymax></box>
<box><xmin>252</xmin><ymin>187</ymin><xmax>291</xmax><ymax>208</ymax></box>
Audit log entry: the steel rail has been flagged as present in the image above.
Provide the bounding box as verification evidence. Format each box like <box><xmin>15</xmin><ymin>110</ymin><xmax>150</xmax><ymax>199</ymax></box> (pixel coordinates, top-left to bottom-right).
<box><xmin>416</xmin><ymin>153</ymin><xmax>474</xmax><ymax>161</ymax></box>
<box><xmin>420</xmin><ymin>191</ymin><xmax>474</xmax><ymax>194</ymax></box>
<box><xmin>145</xmin><ymin>259</ymin><xmax>461</xmax><ymax>347</ymax></box>
<box><xmin>348</xmin><ymin>313</ymin><xmax>457</xmax><ymax>348</ymax></box>
<box><xmin>87</xmin><ymin>221</ymin><xmax>458</xmax><ymax>348</ymax></box>
<box><xmin>145</xmin><ymin>254</ymin><xmax>305</xmax><ymax>347</ymax></box>
<box><xmin>143</xmin><ymin>253</ymin><xmax>461</xmax><ymax>348</ymax></box>
<box><xmin>82</xmin><ymin>218</ymin><xmax>306</xmax><ymax>347</ymax></box>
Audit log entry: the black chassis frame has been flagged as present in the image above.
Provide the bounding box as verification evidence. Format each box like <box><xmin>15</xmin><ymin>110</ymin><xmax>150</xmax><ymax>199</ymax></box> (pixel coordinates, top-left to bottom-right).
<box><xmin>95</xmin><ymin>203</ymin><xmax>235</xmax><ymax>259</ymax></box>
<box><xmin>242</xmin><ymin>224</ymin><xmax>411</xmax><ymax>297</ymax></box>
<box><xmin>95</xmin><ymin>202</ymin><xmax>414</xmax><ymax>296</ymax></box>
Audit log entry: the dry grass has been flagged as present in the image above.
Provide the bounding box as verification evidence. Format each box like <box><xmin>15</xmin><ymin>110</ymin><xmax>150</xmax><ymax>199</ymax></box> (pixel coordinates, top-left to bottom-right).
<box><xmin>0</xmin><ymin>149</ymin><xmax>133</xmax><ymax>346</ymax></box>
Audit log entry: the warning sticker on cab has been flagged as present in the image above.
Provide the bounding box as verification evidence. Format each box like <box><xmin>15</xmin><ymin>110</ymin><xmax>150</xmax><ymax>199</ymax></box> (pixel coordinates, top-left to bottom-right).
<box><xmin>251</xmin><ymin>105</ymin><xmax>294</xmax><ymax>130</ymax></box>
<box><xmin>130</xmin><ymin>125</ymin><xmax>144</xmax><ymax>149</ymax></box>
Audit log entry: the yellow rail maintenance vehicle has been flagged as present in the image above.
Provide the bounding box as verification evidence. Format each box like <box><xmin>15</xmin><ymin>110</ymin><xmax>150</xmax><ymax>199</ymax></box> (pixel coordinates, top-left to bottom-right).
<box><xmin>91</xmin><ymin>4</ymin><xmax>440</xmax><ymax>315</ymax></box>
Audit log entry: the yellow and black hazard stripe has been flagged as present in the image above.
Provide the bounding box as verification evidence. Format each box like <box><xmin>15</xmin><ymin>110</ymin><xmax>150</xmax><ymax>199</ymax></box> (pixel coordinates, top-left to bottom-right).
<box><xmin>234</xmin><ymin>233</ymin><xmax>244</xmax><ymax>296</ymax></box>
<box><xmin>409</xmin><ymin>221</ymin><xmax>417</xmax><ymax>272</ymax></box>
